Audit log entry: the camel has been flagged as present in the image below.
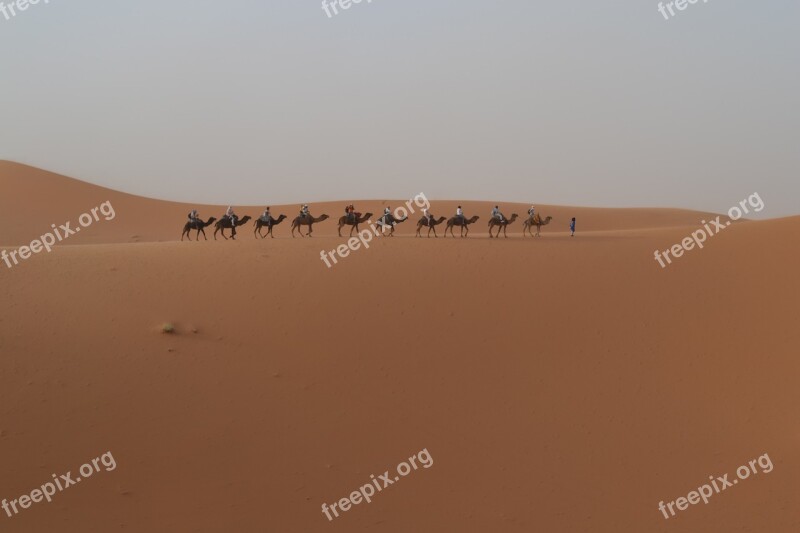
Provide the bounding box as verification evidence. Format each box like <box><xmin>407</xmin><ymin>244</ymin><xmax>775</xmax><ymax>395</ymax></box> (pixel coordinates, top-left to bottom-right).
<box><xmin>291</xmin><ymin>214</ymin><xmax>329</xmax><ymax>237</ymax></box>
<box><xmin>488</xmin><ymin>213</ymin><xmax>519</xmax><ymax>239</ymax></box>
<box><xmin>522</xmin><ymin>214</ymin><xmax>553</xmax><ymax>237</ymax></box>
<box><xmin>415</xmin><ymin>216</ymin><xmax>447</xmax><ymax>238</ymax></box>
<box><xmin>181</xmin><ymin>217</ymin><xmax>217</xmax><ymax>241</ymax></box>
<box><xmin>253</xmin><ymin>214</ymin><xmax>287</xmax><ymax>239</ymax></box>
<box><xmin>213</xmin><ymin>215</ymin><xmax>252</xmax><ymax>240</ymax></box>
<box><xmin>376</xmin><ymin>214</ymin><xmax>407</xmax><ymax>237</ymax></box>
<box><xmin>444</xmin><ymin>215</ymin><xmax>480</xmax><ymax>238</ymax></box>
<box><xmin>337</xmin><ymin>212</ymin><xmax>373</xmax><ymax>237</ymax></box>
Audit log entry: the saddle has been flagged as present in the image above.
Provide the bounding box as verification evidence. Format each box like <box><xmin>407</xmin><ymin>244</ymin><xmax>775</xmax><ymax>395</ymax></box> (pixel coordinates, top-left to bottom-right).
<box><xmin>532</xmin><ymin>214</ymin><xmax>541</xmax><ymax>224</ymax></box>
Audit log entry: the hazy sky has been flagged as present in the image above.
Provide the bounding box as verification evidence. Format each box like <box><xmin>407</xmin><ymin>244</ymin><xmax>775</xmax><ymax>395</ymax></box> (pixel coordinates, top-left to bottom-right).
<box><xmin>1</xmin><ymin>0</ymin><xmax>797</xmax><ymax>216</ymax></box>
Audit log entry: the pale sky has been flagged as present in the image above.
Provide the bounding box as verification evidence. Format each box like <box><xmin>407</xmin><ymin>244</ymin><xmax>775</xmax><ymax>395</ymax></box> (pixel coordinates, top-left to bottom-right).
<box><xmin>1</xmin><ymin>0</ymin><xmax>797</xmax><ymax>217</ymax></box>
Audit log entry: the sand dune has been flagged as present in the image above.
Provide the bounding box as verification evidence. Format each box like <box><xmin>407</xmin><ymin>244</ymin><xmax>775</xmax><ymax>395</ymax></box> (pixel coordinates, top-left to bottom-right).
<box><xmin>0</xmin><ymin>161</ymin><xmax>724</xmax><ymax>246</ymax></box>
<box><xmin>0</xmin><ymin>162</ymin><xmax>798</xmax><ymax>532</ymax></box>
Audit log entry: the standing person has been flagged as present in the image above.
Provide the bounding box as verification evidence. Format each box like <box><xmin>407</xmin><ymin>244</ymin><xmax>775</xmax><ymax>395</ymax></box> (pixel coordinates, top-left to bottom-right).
<box><xmin>570</xmin><ymin>217</ymin><xmax>576</xmax><ymax>237</ymax></box>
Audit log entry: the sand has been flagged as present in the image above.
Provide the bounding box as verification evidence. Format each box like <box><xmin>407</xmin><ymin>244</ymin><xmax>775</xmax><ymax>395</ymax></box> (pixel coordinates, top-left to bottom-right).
<box><xmin>0</xmin><ymin>161</ymin><xmax>798</xmax><ymax>532</ymax></box>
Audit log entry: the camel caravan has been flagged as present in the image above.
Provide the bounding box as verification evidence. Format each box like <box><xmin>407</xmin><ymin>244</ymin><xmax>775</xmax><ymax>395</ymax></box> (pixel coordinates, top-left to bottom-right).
<box><xmin>181</xmin><ymin>204</ymin><xmax>562</xmax><ymax>241</ymax></box>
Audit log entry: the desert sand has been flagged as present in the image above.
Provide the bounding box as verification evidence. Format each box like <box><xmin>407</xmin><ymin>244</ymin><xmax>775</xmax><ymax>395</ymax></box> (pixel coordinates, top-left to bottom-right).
<box><xmin>0</xmin><ymin>161</ymin><xmax>798</xmax><ymax>532</ymax></box>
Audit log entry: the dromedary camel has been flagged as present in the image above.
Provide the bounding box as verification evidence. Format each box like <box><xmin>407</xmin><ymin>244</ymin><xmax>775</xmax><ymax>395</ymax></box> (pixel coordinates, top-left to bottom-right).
<box><xmin>337</xmin><ymin>212</ymin><xmax>373</xmax><ymax>237</ymax></box>
<box><xmin>375</xmin><ymin>214</ymin><xmax>408</xmax><ymax>237</ymax></box>
<box><xmin>445</xmin><ymin>215</ymin><xmax>480</xmax><ymax>238</ymax></box>
<box><xmin>214</xmin><ymin>216</ymin><xmax>252</xmax><ymax>240</ymax></box>
<box><xmin>416</xmin><ymin>216</ymin><xmax>447</xmax><ymax>238</ymax></box>
<box><xmin>376</xmin><ymin>214</ymin><xmax>407</xmax><ymax>237</ymax></box>
<box><xmin>488</xmin><ymin>213</ymin><xmax>518</xmax><ymax>239</ymax></box>
<box><xmin>522</xmin><ymin>214</ymin><xmax>553</xmax><ymax>237</ymax></box>
<box><xmin>181</xmin><ymin>217</ymin><xmax>217</xmax><ymax>241</ymax></box>
<box><xmin>253</xmin><ymin>214</ymin><xmax>287</xmax><ymax>239</ymax></box>
<box><xmin>291</xmin><ymin>214</ymin><xmax>330</xmax><ymax>237</ymax></box>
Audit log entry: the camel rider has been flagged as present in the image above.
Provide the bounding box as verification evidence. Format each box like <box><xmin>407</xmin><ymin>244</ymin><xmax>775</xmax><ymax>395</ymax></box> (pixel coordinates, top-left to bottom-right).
<box><xmin>492</xmin><ymin>205</ymin><xmax>504</xmax><ymax>223</ymax></box>
<box><xmin>226</xmin><ymin>206</ymin><xmax>239</xmax><ymax>236</ymax></box>
<box><xmin>528</xmin><ymin>205</ymin><xmax>538</xmax><ymax>224</ymax></box>
<box><xmin>456</xmin><ymin>205</ymin><xmax>465</xmax><ymax>224</ymax></box>
<box><xmin>346</xmin><ymin>204</ymin><xmax>355</xmax><ymax>222</ymax></box>
<box><xmin>423</xmin><ymin>207</ymin><xmax>432</xmax><ymax>224</ymax></box>
<box><xmin>188</xmin><ymin>209</ymin><xmax>200</xmax><ymax>223</ymax></box>
<box><xmin>261</xmin><ymin>207</ymin><xmax>271</xmax><ymax>223</ymax></box>
<box><xmin>383</xmin><ymin>207</ymin><xmax>393</xmax><ymax>226</ymax></box>
<box><xmin>226</xmin><ymin>206</ymin><xmax>237</xmax><ymax>223</ymax></box>
<box><xmin>300</xmin><ymin>204</ymin><xmax>310</xmax><ymax>219</ymax></box>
